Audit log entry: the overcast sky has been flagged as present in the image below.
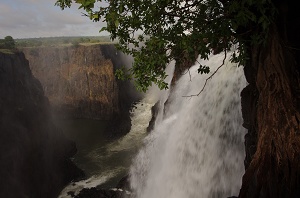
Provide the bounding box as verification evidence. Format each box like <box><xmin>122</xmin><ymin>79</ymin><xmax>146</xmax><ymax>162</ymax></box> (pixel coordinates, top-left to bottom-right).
<box><xmin>0</xmin><ymin>0</ymin><xmax>108</xmax><ymax>39</ymax></box>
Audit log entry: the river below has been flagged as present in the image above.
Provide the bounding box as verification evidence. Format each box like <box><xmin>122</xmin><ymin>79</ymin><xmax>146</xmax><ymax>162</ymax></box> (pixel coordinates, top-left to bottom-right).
<box><xmin>58</xmin><ymin>100</ymin><xmax>154</xmax><ymax>197</ymax></box>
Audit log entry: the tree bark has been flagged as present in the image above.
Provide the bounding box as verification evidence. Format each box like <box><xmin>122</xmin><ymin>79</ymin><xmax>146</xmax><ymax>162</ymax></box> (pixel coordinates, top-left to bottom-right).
<box><xmin>239</xmin><ymin>26</ymin><xmax>300</xmax><ymax>198</ymax></box>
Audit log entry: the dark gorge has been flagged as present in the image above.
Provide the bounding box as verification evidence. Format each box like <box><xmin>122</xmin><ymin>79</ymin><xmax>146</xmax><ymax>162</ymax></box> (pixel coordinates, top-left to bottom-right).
<box><xmin>0</xmin><ymin>51</ymin><xmax>84</xmax><ymax>198</ymax></box>
<box><xmin>0</xmin><ymin>44</ymin><xmax>140</xmax><ymax>198</ymax></box>
<box><xmin>1</xmin><ymin>2</ymin><xmax>300</xmax><ymax>194</ymax></box>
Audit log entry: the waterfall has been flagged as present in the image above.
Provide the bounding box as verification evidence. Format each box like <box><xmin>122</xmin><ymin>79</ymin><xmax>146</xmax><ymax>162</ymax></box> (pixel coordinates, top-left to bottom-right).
<box><xmin>129</xmin><ymin>52</ymin><xmax>247</xmax><ymax>198</ymax></box>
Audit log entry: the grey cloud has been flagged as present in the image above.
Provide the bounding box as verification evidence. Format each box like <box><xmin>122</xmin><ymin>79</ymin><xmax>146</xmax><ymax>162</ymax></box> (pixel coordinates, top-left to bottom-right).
<box><xmin>0</xmin><ymin>1</ymin><xmax>107</xmax><ymax>38</ymax></box>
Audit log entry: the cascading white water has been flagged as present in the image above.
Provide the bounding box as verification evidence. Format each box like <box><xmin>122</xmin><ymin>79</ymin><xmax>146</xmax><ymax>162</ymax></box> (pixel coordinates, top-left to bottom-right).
<box><xmin>130</xmin><ymin>52</ymin><xmax>247</xmax><ymax>198</ymax></box>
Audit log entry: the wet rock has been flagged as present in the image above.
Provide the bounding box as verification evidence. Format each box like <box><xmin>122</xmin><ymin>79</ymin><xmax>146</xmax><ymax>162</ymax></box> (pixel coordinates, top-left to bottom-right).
<box><xmin>116</xmin><ymin>175</ymin><xmax>131</xmax><ymax>192</ymax></box>
<box><xmin>147</xmin><ymin>102</ymin><xmax>159</xmax><ymax>132</ymax></box>
<box><xmin>72</xmin><ymin>174</ymin><xmax>132</xmax><ymax>198</ymax></box>
<box><xmin>241</xmin><ymin>67</ymin><xmax>258</xmax><ymax>169</ymax></box>
<box><xmin>75</xmin><ymin>187</ymin><xmax>130</xmax><ymax>198</ymax></box>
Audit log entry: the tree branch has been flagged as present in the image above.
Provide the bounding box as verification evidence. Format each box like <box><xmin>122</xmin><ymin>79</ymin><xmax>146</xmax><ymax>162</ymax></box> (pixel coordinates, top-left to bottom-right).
<box><xmin>183</xmin><ymin>50</ymin><xmax>227</xmax><ymax>97</ymax></box>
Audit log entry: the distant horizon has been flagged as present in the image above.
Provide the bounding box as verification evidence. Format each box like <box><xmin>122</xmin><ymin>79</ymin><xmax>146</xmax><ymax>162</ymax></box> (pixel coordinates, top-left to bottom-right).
<box><xmin>10</xmin><ymin>35</ymin><xmax>111</xmax><ymax>40</ymax></box>
<box><xmin>0</xmin><ymin>32</ymin><xmax>110</xmax><ymax>40</ymax></box>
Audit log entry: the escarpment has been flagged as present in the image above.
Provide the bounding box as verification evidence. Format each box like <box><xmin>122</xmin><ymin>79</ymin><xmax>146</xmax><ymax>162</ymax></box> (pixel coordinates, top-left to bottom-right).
<box><xmin>22</xmin><ymin>45</ymin><xmax>119</xmax><ymax>120</ymax></box>
<box><xmin>0</xmin><ymin>51</ymin><xmax>84</xmax><ymax>198</ymax></box>
<box><xmin>22</xmin><ymin>44</ymin><xmax>141</xmax><ymax>136</ymax></box>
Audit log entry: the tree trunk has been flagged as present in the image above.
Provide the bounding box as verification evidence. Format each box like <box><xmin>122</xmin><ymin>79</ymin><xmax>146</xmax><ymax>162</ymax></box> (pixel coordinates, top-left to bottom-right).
<box><xmin>239</xmin><ymin>26</ymin><xmax>300</xmax><ymax>198</ymax></box>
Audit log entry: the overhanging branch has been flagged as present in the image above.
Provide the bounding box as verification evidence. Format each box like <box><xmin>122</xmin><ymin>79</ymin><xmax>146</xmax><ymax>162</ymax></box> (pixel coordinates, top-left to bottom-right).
<box><xmin>183</xmin><ymin>50</ymin><xmax>227</xmax><ymax>97</ymax></box>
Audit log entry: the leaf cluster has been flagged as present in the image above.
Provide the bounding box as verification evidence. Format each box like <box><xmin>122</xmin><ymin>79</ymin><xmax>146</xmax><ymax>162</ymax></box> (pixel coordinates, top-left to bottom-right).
<box><xmin>55</xmin><ymin>0</ymin><xmax>277</xmax><ymax>92</ymax></box>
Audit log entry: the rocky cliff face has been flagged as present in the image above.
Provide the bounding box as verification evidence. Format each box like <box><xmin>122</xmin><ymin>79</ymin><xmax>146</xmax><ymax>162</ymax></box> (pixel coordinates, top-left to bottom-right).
<box><xmin>240</xmin><ymin>64</ymin><xmax>258</xmax><ymax>170</ymax></box>
<box><xmin>22</xmin><ymin>44</ymin><xmax>141</xmax><ymax>136</ymax></box>
<box><xmin>99</xmin><ymin>44</ymin><xmax>142</xmax><ymax>136</ymax></box>
<box><xmin>0</xmin><ymin>51</ymin><xmax>84</xmax><ymax>198</ymax></box>
<box><xmin>22</xmin><ymin>45</ymin><xmax>119</xmax><ymax>120</ymax></box>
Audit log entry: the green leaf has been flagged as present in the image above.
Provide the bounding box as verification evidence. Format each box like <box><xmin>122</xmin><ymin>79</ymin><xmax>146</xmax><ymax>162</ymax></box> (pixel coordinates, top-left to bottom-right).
<box><xmin>55</xmin><ymin>0</ymin><xmax>277</xmax><ymax>92</ymax></box>
<box><xmin>197</xmin><ymin>65</ymin><xmax>210</xmax><ymax>74</ymax></box>
<box><xmin>99</xmin><ymin>27</ymin><xmax>107</xmax><ymax>32</ymax></box>
<box><xmin>114</xmin><ymin>20</ymin><xmax>119</xmax><ymax>27</ymax></box>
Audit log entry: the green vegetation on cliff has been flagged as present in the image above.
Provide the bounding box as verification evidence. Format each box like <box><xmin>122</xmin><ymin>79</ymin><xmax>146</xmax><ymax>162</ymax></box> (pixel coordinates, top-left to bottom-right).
<box><xmin>0</xmin><ymin>36</ymin><xmax>17</xmax><ymax>54</ymax></box>
<box><xmin>15</xmin><ymin>36</ymin><xmax>114</xmax><ymax>48</ymax></box>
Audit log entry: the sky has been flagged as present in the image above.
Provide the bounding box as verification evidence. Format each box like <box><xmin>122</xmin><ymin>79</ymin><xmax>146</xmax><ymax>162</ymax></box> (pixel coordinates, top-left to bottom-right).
<box><xmin>0</xmin><ymin>0</ymin><xmax>108</xmax><ymax>39</ymax></box>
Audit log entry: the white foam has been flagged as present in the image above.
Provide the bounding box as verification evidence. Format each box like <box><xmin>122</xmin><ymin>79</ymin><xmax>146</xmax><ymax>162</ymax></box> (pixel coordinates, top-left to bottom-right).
<box><xmin>58</xmin><ymin>168</ymin><xmax>121</xmax><ymax>198</ymax></box>
<box><xmin>130</xmin><ymin>52</ymin><xmax>247</xmax><ymax>198</ymax></box>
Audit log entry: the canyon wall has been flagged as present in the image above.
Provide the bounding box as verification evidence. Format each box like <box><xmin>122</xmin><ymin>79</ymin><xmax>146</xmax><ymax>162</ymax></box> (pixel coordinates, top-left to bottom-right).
<box><xmin>22</xmin><ymin>45</ymin><xmax>118</xmax><ymax>120</ymax></box>
<box><xmin>0</xmin><ymin>51</ymin><xmax>84</xmax><ymax>198</ymax></box>
<box><xmin>22</xmin><ymin>44</ymin><xmax>141</xmax><ymax>136</ymax></box>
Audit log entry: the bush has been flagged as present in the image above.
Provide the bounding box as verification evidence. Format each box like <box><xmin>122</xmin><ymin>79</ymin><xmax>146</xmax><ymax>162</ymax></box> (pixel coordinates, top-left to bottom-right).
<box><xmin>4</xmin><ymin>36</ymin><xmax>16</xmax><ymax>49</ymax></box>
<box><xmin>71</xmin><ymin>40</ymin><xmax>80</xmax><ymax>47</ymax></box>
